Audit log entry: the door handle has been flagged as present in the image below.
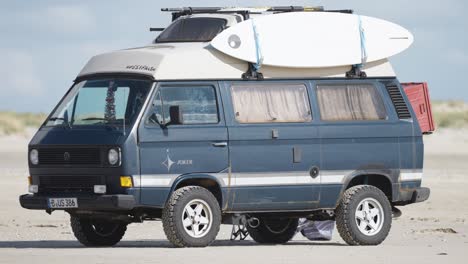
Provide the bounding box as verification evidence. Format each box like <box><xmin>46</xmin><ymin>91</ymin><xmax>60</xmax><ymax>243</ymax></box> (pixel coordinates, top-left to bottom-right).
<box><xmin>212</xmin><ymin>142</ymin><xmax>228</xmax><ymax>147</ymax></box>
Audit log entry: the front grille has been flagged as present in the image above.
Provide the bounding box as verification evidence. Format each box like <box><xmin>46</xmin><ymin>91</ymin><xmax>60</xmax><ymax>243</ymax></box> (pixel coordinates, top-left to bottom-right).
<box><xmin>386</xmin><ymin>85</ymin><xmax>412</xmax><ymax>119</ymax></box>
<box><xmin>39</xmin><ymin>148</ymin><xmax>101</xmax><ymax>166</ymax></box>
<box><xmin>39</xmin><ymin>175</ymin><xmax>104</xmax><ymax>193</ymax></box>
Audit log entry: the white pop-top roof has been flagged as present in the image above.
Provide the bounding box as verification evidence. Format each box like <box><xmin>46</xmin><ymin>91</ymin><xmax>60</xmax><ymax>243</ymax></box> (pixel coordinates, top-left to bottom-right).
<box><xmin>78</xmin><ymin>11</ymin><xmax>397</xmax><ymax>80</ymax></box>
<box><xmin>78</xmin><ymin>42</ymin><xmax>396</xmax><ymax>80</ymax></box>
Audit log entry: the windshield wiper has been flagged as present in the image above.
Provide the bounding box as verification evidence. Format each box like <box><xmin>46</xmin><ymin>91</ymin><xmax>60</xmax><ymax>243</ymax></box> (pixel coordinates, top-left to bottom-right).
<box><xmin>48</xmin><ymin>117</ymin><xmax>70</xmax><ymax>129</ymax></box>
<box><xmin>49</xmin><ymin>110</ymin><xmax>72</xmax><ymax>129</ymax></box>
<box><xmin>81</xmin><ymin>117</ymin><xmax>107</xmax><ymax>121</ymax></box>
<box><xmin>48</xmin><ymin>117</ymin><xmax>65</xmax><ymax>121</ymax></box>
<box><xmin>80</xmin><ymin>117</ymin><xmax>126</xmax><ymax>132</ymax></box>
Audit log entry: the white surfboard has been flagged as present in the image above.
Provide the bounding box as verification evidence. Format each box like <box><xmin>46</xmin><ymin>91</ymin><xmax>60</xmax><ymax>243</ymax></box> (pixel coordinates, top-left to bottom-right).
<box><xmin>211</xmin><ymin>12</ymin><xmax>414</xmax><ymax>68</ymax></box>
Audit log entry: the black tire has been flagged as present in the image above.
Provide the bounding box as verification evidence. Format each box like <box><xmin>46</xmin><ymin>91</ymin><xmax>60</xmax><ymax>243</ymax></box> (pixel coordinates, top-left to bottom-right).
<box><xmin>247</xmin><ymin>217</ymin><xmax>299</xmax><ymax>244</ymax></box>
<box><xmin>70</xmin><ymin>216</ymin><xmax>127</xmax><ymax>247</ymax></box>
<box><xmin>162</xmin><ymin>186</ymin><xmax>221</xmax><ymax>247</ymax></box>
<box><xmin>336</xmin><ymin>185</ymin><xmax>392</xmax><ymax>246</ymax></box>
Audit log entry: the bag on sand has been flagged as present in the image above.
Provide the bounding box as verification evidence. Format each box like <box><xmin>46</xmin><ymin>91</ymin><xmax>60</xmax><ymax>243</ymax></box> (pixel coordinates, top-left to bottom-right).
<box><xmin>297</xmin><ymin>219</ymin><xmax>335</xmax><ymax>241</ymax></box>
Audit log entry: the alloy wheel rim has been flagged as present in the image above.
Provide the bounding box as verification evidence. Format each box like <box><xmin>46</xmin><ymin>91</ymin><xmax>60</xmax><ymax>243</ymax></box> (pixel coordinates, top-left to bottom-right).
<box><xmin>355</xmin><ymin>197</ymin><xmax>384</xmax><ymax>236</ymax></box>
<box><xmin>182</xmin><ymin>199</ymin><xmax>213</xmax><ymax>238</ymax></box>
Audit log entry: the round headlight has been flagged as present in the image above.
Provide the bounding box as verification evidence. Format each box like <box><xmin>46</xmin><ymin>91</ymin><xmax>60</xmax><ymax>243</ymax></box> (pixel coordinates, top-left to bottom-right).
<box><xmin>29</xmin><ymin>149</ymin><xmax>39</xmax><ymax>165</ymax></box>
<box><xmin>108</xmin><ymin>148</ymin><xmax>120</xmax><ymax>166</ymax></box>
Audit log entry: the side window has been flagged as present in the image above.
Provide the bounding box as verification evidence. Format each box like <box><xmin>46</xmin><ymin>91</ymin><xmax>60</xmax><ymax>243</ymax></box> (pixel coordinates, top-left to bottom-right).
<box><xmin>231</xmin><ymin>84</ymin><xmax>312</xmax><ymax>123</ymax></box>
<box><xmin>148</xmin><ymin>86</ymin><xmax>219</xmax><ymax>125</ymax></box>
<box><xmin>316</xmin><ymin>84</ymin><xmax>387</xmax><ymax>121</ymax></box>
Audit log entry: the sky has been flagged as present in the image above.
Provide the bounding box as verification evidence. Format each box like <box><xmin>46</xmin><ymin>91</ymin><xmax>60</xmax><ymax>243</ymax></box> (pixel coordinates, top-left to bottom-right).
<box><xmin>0</xmin><ymin>0</ymin><xmax>467</xmax><ymax>113</ymax></box>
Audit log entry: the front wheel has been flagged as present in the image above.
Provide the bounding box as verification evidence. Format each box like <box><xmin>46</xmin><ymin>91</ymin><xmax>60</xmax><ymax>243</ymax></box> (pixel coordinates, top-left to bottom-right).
<box><xmin>70</xmin><ymin>216</ymin><xmax>127</xmax><ymax>247</ymax></box>
<box><xmin>247</xmin><ymin>217</ymin><xmax>299</xmax><ymax>244</ymax></box>
<box><xmin>162</xmin><ymin>186</ymin><xmax>221</xmax><ymax>247</ymax></box>
<box><xmin>336</xmin><ymin>185</ymin><xmax>392</xmax><ymax>245</ymax></box>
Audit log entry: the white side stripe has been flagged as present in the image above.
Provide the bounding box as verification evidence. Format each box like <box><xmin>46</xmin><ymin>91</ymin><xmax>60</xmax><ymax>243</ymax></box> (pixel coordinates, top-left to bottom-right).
<box><xmin>234</xmin><ymin>176</ymin><xmax>297</xmax><ymax>186</ymax></box>
<box><xmin>134</xmin><ymin>170</ymin><xmax>423</xmax><ymax>187</ymax></box>
<box><xmin>400</xmin><ymin>172</ymin><xmax>423</xmax><ymax>181</ymax></box>
<box><xmin>135</xmin><ymin>171</ymin><xmax>348</xmax><ymax>187</ymax></box>
<box><xmin>321</xmin><ymin>175</ymin><xmax>345</xmax><ymax>184</ymax></box>
<box><xmin>132</xmin><ymin>176</ymin><xmax>141</xmax><ymax>187</ymax></box>
<box><xmin>137</xmin><ymin>174</ymin><xmax>179</xmax><ymax>187</ymax></box>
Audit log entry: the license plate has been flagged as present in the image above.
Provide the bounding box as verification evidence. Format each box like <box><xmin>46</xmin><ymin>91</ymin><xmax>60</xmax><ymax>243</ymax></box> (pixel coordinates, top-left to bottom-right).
<box><xmin>48</xmin><ymin>198</ymin><xmax>78</xmax><ymax>208</ymax></box>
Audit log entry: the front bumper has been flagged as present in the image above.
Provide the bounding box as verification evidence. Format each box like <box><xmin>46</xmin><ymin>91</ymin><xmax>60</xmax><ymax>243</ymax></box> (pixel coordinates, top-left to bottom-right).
<box><xmin>19</xmin><ymin>194</ymin><xmax>136</xmax><ymax>211</ymax></box>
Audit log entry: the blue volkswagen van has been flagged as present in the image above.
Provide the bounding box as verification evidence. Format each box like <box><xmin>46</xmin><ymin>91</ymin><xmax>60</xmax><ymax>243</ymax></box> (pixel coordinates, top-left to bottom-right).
<box><xmin>20</xmin><ymin>7</ymin><xmax>430</xmax><ymax>247</ymax></box>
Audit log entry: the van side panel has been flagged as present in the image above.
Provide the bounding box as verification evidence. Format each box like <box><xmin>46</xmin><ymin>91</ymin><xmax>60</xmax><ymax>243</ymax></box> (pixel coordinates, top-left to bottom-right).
<box><xmin>220</xmin><ymin>81</ymin><xmax>321</xmax><ymax>212</ymax></box>
<box><xmin>314</xmin><ymin>80</ymin><xmax>401</xmax><ymax>208</ymax></box>
<box><xmin>137</xmin><ymin>82</ymin><xmax>229</xmax><ymax>208</ymax></box>
<box><xmin>133</xmin><ymin>79</ymin><xmax>424</xmax><ymax>211</ymax></box>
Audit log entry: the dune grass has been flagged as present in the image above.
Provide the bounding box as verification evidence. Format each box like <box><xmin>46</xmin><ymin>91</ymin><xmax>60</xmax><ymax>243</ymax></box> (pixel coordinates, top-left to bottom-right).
<box><xmin>431</xmin><ymin>101</ymin><xmax>468</xmax><ymax>128</ymax></box>
<box><xmin>0</xmin><ymin>100</ymin><xmax>467</xmax><ymax>134</ymax></box>
<box><xmin>433</xmin><ymin>111</ymin><xmax>468</xmax><ymax>128</ymax></box>
<box><xmin>0</xmin><ymin>112</ymin><xmax>47</xmax><ymax>135</ymax></box>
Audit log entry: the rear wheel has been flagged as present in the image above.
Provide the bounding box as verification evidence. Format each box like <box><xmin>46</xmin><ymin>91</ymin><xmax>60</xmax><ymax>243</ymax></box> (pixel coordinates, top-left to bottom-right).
<box><xmin>336</xmin><ymin>185</ymin><xmax>392</xmax><ymax>245</ymax></box>
<box><xmin>162</xmin><ymin>186</ymin><xmax>221</xmax><ymax>247</ymax></box>
<box><xmin>247</xmin><ymin>217</ymin><xmax>299</xmax><ymax>244</ymax></box>
<box><xmin>70</xmin><ymin>216</ymin><xmax>127</xmax><ymax>247</ymax></box>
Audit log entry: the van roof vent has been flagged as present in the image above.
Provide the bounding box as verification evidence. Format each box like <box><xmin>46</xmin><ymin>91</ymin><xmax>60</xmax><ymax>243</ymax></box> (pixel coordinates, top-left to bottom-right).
<box><xmin>386</xmin><ymin>85</ymin><xmax>411</xmax><ymax>119</ymax></box>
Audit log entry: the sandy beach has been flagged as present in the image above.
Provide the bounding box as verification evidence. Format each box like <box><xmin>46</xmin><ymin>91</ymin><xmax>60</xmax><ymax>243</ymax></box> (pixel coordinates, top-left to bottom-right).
<box><xmin>0</xmin><ymin>129</ymin><xmax>467</xmax><ymax>263</ymax></box>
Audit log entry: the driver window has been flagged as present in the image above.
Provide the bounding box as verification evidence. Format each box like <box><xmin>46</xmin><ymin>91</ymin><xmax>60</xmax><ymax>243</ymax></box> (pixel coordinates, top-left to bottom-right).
<box><xmin>148</xmin><ymin>85</ymin><xmax>219</xmax><ymax>125</ymax></box>
<box><xmin>148</xmin><ymin>91</ymin><xmax>164</xmax><ymax>125</ymax></box>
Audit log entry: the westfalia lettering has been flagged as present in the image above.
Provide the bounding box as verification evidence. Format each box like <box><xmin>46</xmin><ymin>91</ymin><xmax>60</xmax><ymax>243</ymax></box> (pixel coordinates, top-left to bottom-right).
<box><xmin>126</xmin><ymin>65</ymin><xmax>156</xmax><ymax>72</ymax></box>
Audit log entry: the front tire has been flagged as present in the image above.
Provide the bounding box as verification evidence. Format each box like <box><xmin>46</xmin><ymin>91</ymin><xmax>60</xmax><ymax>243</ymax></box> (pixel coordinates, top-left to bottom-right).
<box><xmin>247</xmin><ymin>217</ymin><xmax>299</xmax><ymax>244</ymax></box>
<box><xmin>336</xmin><ymin>185</ymin><xmax>392</xmax><ymax>245</ymax></box>
<box><xmin>162</xmin><ymin>186</ymin><xmax>221</xmax><ymax>247</ymax></box>
<box><xmin>70</xmin><ymin>216</ymin><xmax>127</xmax><ymax>247</ymax></box>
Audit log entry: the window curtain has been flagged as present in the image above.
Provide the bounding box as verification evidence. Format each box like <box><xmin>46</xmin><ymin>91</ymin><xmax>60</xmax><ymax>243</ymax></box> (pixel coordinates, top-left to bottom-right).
<box><xmin>231</xmin><ymin>84</ymin><xmax>312</xmax><ymax>123</ymax></box>
<box><xmin>316</xmin><ymin>84</ymin><xmax>387</xmax><ymax>121</ymax></box>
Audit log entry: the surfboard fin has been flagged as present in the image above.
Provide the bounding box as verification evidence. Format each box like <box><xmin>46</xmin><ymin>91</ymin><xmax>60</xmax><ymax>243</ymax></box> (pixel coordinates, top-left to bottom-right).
<box><xmin>242</xmin><ymin>63</ymin><xmax>264</xmax><ymax>80</ymax></box>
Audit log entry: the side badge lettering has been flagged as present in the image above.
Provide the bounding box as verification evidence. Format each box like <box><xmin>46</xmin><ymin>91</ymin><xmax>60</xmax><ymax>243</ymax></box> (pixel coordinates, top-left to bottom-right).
<box><xmin>162</xmin><ymin>149</ymin><xmax>193</xmax><ymax>172</ymax></box>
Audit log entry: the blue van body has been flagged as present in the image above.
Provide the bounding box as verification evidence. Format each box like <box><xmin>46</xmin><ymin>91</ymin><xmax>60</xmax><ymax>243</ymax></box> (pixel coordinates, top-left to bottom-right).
<box><xmin>18</xmin><ymin>8</ymin><xmax>431</xmax><ymax>247</ymax></box>
<box><xmin>20</xmin><ymin>77</ymin><xmax>428</xmax><ymax>215</ymax></box>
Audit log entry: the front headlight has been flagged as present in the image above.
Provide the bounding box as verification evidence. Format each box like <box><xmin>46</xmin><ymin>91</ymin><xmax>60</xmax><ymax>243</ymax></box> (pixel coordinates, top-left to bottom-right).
<box><xmin>108</xmin><ymin>148</ymin><xmax>120</xmax><ymax>166</ymax></box>
<box><xmin>29</xmin><ymin>149</ymin><xmax>39</xmax><ymax>165</ymax></box>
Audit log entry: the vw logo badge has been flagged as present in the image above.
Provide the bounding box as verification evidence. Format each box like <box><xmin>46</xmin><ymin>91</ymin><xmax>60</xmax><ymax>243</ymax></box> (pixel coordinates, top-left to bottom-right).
<box><xmin>64</xmin><ymin>152</ymin><xmax>71</xmax><ymax>161</ymax></box>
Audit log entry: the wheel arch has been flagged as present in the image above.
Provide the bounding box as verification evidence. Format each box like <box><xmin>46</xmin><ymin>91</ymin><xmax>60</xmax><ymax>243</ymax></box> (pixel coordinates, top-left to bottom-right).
<box><xmin>169</xmin><ymin>174</ymin><xmax>225</xmax><ymax>209</ymax></box>
<box><xmin>341</xmin><ymin>173</ymin><xmax>394</xmax><ymax>202</ymax></box>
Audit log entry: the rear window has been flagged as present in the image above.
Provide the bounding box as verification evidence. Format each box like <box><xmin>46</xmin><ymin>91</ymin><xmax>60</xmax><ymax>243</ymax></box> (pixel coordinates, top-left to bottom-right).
<box><xmin>316</xmin><ymin>84</ymin><xmax>387</xmax><ymax>121</ymax></box>
<box><xmin>231</xmin><ymin>84</ymin><xmax>312</xmax><ymax>123</ymax></box>
<box><xmin>155</xmin><ymin>17</ymin><xmax>226</xmax><ymax>43</ymax></box>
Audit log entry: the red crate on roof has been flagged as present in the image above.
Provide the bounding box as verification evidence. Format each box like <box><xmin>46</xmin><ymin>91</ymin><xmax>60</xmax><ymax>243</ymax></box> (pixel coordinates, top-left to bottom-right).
<box><xmin>402</xmin><ymin>82</ymin><xmax>435</xmax><ymax>134</ymax></box>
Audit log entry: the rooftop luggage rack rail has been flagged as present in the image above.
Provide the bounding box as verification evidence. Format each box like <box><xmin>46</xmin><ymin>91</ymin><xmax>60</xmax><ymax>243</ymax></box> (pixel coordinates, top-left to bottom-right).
<box><xmin>161</xmin><ymin>6</ymin><xmax>353</xmax><ymax>21</ymax></box>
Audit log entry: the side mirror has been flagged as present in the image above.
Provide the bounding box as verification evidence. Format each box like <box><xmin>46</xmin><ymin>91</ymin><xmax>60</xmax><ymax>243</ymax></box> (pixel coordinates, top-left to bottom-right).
<box><xmin>168</xmin><ymin>105</ymin><xmax>183</xmax><ymax>125</ymax></box>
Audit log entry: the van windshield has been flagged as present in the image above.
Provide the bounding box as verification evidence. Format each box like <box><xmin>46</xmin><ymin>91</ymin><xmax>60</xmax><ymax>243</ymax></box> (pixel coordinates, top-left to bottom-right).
<box><xmin>45</xmin><ymin>78</ymin><xmax>152</xmax><ymax>129</ymax></box>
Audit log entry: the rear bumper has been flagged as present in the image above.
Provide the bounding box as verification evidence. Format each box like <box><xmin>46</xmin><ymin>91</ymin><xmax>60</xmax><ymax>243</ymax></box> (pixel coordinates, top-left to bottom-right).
<box><xmin>396</xmin><ymin>187</ymin><xmax>430</xmax><ymax>205</ymax></box>
<box><xmin>411</xmin><ymin>187</ymin><xmax>430</xmax><ymax>203</ymax></box>
<box><xmin>19</xmin><ymin>194</ymin><xmax>136</xmax><ymax>211</ymax></box>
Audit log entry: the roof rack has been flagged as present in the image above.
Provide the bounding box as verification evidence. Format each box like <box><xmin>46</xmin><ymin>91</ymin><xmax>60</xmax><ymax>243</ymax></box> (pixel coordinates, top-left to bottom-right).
<box><xmin>161</xmin><ymin>6</ymin><xmax>353</xmax><ymax>21</ymax></box>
